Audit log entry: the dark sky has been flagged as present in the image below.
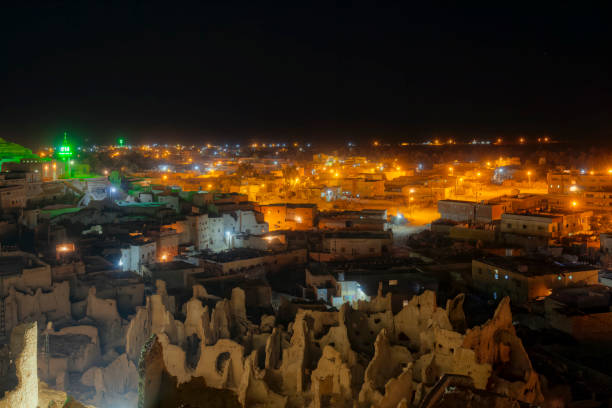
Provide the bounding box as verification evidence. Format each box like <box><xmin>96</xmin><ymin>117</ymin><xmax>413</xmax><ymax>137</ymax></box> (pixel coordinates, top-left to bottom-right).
<box><xmin>1</xmin><ymin>2</ymin><xmax>611</xmax><ymax>147</ymax></box>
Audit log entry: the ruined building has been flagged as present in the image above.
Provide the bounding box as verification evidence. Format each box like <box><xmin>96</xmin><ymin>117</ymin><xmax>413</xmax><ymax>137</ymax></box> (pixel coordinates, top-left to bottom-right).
<box><xmin>1</xmin><ymin>273</ymin><xmax>546</xmax><ymax>407</ymax></box>
<box><xmin>136</xmin><ymin>285</ymin><xmax>544</xmax><ymax>407</ymax></box>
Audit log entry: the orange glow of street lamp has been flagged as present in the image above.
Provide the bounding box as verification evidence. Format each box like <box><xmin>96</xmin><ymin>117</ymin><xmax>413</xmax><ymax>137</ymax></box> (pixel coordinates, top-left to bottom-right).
<box><xmin>571</xmin><ymin>201</ymin><xmax>578</xmax><ymax>208</ymax></box>
<box><xmin>608</xmin><ymin>169</ymin><xmax>612</xmax><ymax>174</ymax></box>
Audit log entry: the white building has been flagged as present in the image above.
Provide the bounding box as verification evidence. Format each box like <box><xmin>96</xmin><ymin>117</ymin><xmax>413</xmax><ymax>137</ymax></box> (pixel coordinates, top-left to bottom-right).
<box><xmin>187</xmin><ymin>214</ymin><xmax>209</xmax><ymax>251</ymax></box>
<box><xmin>222</xmin><ymin>210</ymin><xmax>268</xmax><ymax>236</ymax></box>
<box><xmin>120</xmin><ymin>240</ymin><xmax>157</xmax><ymax>274</ymax></box>
<box><xmin>207</xmin><ymin>216</ymin><xmax>226</xmax><ymax>252</ymax></box>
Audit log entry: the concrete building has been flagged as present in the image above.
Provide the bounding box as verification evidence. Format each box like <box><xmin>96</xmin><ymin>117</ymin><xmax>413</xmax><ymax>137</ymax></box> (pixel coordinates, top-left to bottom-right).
<box><xmin>255</xmin><ymin>203</ymin><xmax>317</xmax><ymax>231</ymax></box>
<box><xmin>318</xmin><ymin>231</ymin><xmax>392</xmax><ymax>261</ymax></box>
<box><xmin>437</xmin><ymin>199</ymin><xmax>504</xmax><ymax>224</ymax></box>
<box><xmin>601</xmin><ymin>233</ymin><xmax>612</xmax><ymax>254</ymax></box>
<box><xmin>318</xmin><ymin>209</ymin><xmax>388</xmax><ymax>231</ymax></box>
<box><xmin>547</xmin><ymin>170</ymin><xmax>612</xmax><ymax>210</ymax></box>
<box><xmin>0</xmin><ymin>185</ymin><xmax>26</xmax><ymax>209</ymax></box>
<box><xmin>544</xmin><ymin>285</ymin><xmax>612</xmax><ymax>344</ymax></box>
<box><xmin>222</xmin><ymin>209</ymin><xmax>268</xmax><ymax>237</ymax></box>
<box><xmin>148</xmin><ymin>227</ymin><xmax>179</xmax><ymax>261</ymax></box>
<box><xmin>158</xmin><ymin>193</ymin><xmax>180</xmax><ymax>213</ymax></box>
<box><xmin>500</xmin><ymin>211</ymin><xmax>592</xmax><ymax>240</ymax></box>
<box><xmin>472</xmin><ymin>257</ymin><xmax>599</xmax><ymax>304</ymax></box>
<box><xmin>197</xmin><ymin>247</ymin><xmax>307</xmax><ymax>276</ymax></box>
<box><xmin>119</xmin><ymin>237</ymin><xmax>157</xmax><ymax>274</ymax></box>
<box><xmin>185</xmin><ymin>213</ymin><xmax>209</xmax><ymax>251</ymax></box>
<box><xmin>207</xmin><ymin>216</ymin><xmax>226</xmax><ymax>252</ymax></box>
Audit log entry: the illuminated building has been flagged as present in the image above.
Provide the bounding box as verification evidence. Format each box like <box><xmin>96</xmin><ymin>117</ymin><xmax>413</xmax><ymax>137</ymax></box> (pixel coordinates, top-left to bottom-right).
<box><xmin>55</xmin><ymin>132</ymin><xmax>74</xmax><ymax>177</ymax></box>
<box><xmin>547</xmin><ymin>170</ymin><xmax>612</xmax><ymax>209</ymax></box>
<box><xmin>0</xmin><ymin>137</ymin><xmax>40</xmax><ymax>168</ymax></box>
<box><xmin>472</xmin><ymin>257</ymin><xmax>598</xmax><ymax>305</ymax></box>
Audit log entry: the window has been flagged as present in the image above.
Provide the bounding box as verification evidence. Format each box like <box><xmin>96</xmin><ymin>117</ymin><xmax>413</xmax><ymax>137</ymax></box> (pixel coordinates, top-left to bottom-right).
<box><xmin>523</xmin><ymin>224</ymin><xmax>527</xmax><ymax>229</ymax></box>
<box><xmin>507</xmin><ymin>224</ymin><xmax>512</xmax><ymax>228</ymax></box>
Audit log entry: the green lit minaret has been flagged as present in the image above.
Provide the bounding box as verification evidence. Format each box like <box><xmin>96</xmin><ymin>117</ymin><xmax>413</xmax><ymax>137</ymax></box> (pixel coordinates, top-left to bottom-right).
<box><xmin>57</xmin><ymin>132</ymin><xmax>73</xmax><ymax>177</ymax></box>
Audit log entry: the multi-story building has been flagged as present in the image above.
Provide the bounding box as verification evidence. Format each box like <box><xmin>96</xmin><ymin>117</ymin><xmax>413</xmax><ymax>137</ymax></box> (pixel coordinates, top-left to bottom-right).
<box><xmin>437</xmin><ymin>199</ymin><xmax>504</xmax><ymax>224</ymax></box>
<box><xmin>472</xmin><ymin>257</ymin><xmax>599</xmax><ymax>305</ymax></box>
<box><xmin>547</xmin><ymin>170</ymin><xmax>612</xmax><ymax>210</ymax></box>
<box><xmin>119</xmin><ymin>237</ymin><xmax>157</xmax><ymax>274</ymax></box>
<box><xmin>255</xmin><ymin>203</ymin><xmax>317</xmax><ymax>231</ymax></box>
<box><xmin>222</xmin><ymin>210</ymin><xmax>268</xmax><ymax>237</ymax></box>
<box><xmin>500</xmin><ymin>211</ymin><xmax>592</xmax><ymax>239</ymax></box>
<box><xmin>0</xmin><ymin>185</ymin><xmax>26</xmax><ymax>209</ymax></box>
<box><xmin>318</xmin><ymin>231</ymin><xmax>393</xmax><ymax>260</ymax></box>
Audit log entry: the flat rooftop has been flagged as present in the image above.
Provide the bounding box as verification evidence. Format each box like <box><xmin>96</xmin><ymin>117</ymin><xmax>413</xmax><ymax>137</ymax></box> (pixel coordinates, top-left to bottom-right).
<box><xmin>323</xmin><ymin>231</ymin><xmax>390</xmax><ymax>239</ymax></box>
<box><xmin>148</xmin><ymin>260</ymin><xmax>199</xmax><ymax>271</ymax></box>
<box><xmin>200</xmin><ymin>248</ymin><xmax>273</xmax><ymax>263</ymax></box>
<box><xmin>475</xmin><ymin>256</ymin><xmax>598</xmax><ymax>277</ymax></box>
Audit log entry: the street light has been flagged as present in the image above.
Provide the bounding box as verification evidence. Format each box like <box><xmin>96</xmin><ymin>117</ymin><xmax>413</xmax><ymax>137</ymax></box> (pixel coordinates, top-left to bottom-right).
<box><xmin>527</xmin><ymin>171</ymin><xmax>532</xmax><ymax>186</ymax></box>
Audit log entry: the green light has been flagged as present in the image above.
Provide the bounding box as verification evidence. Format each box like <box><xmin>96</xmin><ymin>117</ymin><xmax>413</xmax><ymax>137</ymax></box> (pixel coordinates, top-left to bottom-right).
<box><xmin>118</xmin><ymin>138</ymin><xmax>125</xmax><ymax>147</ymax></box>
<box><xmin>57</xmin><ymin>132</ymin><xmax>73</xmax><ymax>159</ymax></box>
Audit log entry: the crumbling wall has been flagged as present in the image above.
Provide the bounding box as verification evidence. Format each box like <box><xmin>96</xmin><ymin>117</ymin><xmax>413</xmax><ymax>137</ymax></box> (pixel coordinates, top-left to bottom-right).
<box><xmin>462</xmin><ymin>297</ymin><xmax>543</xmax><ymax>404</ymax></box>
<box><xmin>393</xmin><ymin>290</ymin><xmax>452</xmax><ymax>350</ymax></box>
<box><xmin>80</xmin><ymin>353</ymin><xmax>138</xmax><ymax>407</ymax></box>
<box><xmin>86</xmin><ymin>287</ymin><xmax>125</xmax><ymax>352</ymax></box>
<box><xmin>2</xmin><ymin>281</ymin><xmax>71</xmax><ymax>335</ymax></box>
<box><xmin>358</xmin><ymin>329</ymin><xmax>412</xmax><ymax>407</ymax></box>
<box><xmin>0</xmin><ymin>322</ymin><xmax>38</xmax><ymax>408</ymax></box>
<box><xmin>238</xmin><ymin>351</ymin><xmax>287</xmax><ymax>408</ymax></box>
<box><xmin>194</xmin><ymin>339</ymin><xmax>245</xmax><ymax>391</ymax></box>
<box><xmin>129</xmin><ymin>288</ymin><xmax>545</xmax><ymax>408</ymax></box>
<box><xmin>310</xmin><ymin>346</ymin><xmax>353</xmax><ymax>408</ymax></box>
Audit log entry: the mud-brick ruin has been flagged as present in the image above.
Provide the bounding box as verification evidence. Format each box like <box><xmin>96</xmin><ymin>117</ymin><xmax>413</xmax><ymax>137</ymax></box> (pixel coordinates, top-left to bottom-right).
<box><xmin>1</xmin><ymin>279</ymin><xmax>543</xmax><ymax>407</ymax></box>
<box><xmin>137</xmin><ymin>284</ymin><xmax>544</xmax><ymax>408</ymax></box>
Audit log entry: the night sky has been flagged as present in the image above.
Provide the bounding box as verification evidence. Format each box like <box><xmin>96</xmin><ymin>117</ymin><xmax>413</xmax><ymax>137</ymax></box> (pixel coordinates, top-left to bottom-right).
<box><xmin>1</xmin><ymin>2</ymin><xmax>611</xmax><ymax>147</ymax></box>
